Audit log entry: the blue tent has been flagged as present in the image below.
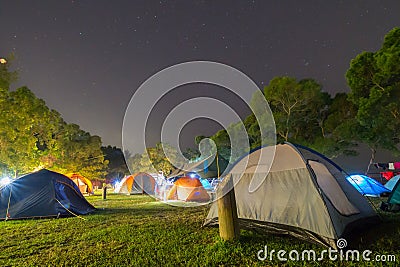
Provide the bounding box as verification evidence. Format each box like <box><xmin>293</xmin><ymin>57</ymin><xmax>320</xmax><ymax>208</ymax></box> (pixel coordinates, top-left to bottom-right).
<box><xmin>199</xmin><ymin>178</ymin><xmax>213</xmax><ymax>190</ymax></box>
<box><xmin>384</xmin><ymin>175</ymin><xmax>400</xmax><ymax>191</ymax></box>
<box><xmin>0</xmin><ymin>169</ymin><xmax>95</xmax><ymax>220</ymax></box>
<box><xmin>346</xmin><ymin>174</ymin><xmax>391</xmax><ymax>197</ymax></box>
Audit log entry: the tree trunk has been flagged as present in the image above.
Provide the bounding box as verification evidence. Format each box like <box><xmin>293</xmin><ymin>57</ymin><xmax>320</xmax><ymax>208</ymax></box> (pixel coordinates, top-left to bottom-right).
<box><xmin>285</xmin><ymin>110</ymin><xmax>290</xmax><ymax>142</ymax></box>
<box><xmin>365</xmin><ymin>147</ymin><xmax>376</xmax><ymax>175</ymax></box>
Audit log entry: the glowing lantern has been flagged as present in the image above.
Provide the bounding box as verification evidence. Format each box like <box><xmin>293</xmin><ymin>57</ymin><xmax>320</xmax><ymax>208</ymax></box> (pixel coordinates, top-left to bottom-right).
<box><xmin>0</xmin><ymin>177</ymin><xmax>12</xmax><ymax>187</ymax></box>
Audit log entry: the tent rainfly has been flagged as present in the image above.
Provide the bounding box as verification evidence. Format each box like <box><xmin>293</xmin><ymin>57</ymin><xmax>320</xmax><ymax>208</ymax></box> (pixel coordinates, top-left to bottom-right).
<box><xmin>384</xmin><ymin>175</ymin><xmax>400</xmax><ymax>191</ymax></box>
<box><xmin>0</xmin><ymin>169</ymin><xmax>95</xmax><ymax>220</ymax></box>
<box><xmin>115</xmin><ymin>173</ymin><xmax>156</xmax><ymax>195</ymax></box>
<box><xmin>381</xmin><ymin>176</ymin><xmax>400</xmax><ymax>212</ymax></box>
<box><xmin>204</xmin><ymin>143</ymin><xmax>379</xmax><ymax>248</ymax></box>
<box><xmin>387</xmin><ymin>178</ymin><xmax>400</xmax><ymax>206</ymax></box>
<box><xmin>166</xmin><ymin>176</ymin><xmax>210</xmax><ymax>202</ymax></box>
<box><xmin>346</xmin><ymin>174</ymin><xmax>390</xmax><ymax>197</ymax></box>
<box><xmin>66</xmin><ymin>173</ymin><xmax>93</xmax><ymax>195</ymax></box>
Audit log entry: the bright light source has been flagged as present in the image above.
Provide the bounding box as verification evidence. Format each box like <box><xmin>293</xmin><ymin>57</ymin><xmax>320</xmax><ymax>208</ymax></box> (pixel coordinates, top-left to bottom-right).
<box><xmin>188</xmin><ymin>172</ymin><xmax>199</xmax><ymax>179</ymax></box>
<box><xmin>348</xmin><ymin>175</ymin><xmax>363</xmax><ymax>185</ymax></box>
<box><xmin>0</xmin><ymin>177</ymin><xmax>12</xmax><ymax>186</ymax></box>
<box><xmin>0</xmin><ymin>58</ymin><xmax>7</xmax><ymax>64</ymax></box>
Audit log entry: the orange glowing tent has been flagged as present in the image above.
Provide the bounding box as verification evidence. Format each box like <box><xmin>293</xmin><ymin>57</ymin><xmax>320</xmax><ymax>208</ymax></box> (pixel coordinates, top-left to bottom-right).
<box><xmin>115</xmin><ymin>173</ymin><xmax>156</xmax><ymax>195</ymax></box>
<box><xmin>66</xmin><ymin>173</ymin><xmax>93</xmax><ymax>195</ymax></box>
<box><xmin>166</xmin><ymin>176</ymin><xmax>210</xmax><ymax>202</ymax></box>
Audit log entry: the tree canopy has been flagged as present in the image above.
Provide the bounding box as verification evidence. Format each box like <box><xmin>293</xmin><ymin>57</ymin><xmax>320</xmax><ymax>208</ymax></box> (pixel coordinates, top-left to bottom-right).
<box><xmin>0</xmin><ymin>58</ymin><xmax>107</xmax><ymax>178</ymax></box>
<box><xmin>346</xmin><ymin>27</ymin><xmax>400</xmax><ymax>171</ymax></box>
<box><xmin>127</xmin><ymin>142</ymin><xmax>181</xmax><ymax>176</ymax></box>
<box><xmin>264</xmin><ymin>77</ymin><xmax>329</xmax><ymax>144</ymax></box>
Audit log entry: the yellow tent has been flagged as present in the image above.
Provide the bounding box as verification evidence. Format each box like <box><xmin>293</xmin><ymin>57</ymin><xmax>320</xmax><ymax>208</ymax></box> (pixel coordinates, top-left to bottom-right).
<box><xmin>66</xmin><ymin>173</ymin><xmax>93</xmax><ymax>195</ymax></box>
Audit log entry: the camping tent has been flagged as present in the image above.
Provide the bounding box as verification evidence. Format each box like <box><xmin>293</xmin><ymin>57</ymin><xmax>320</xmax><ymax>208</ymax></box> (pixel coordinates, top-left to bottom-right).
<box><xmin>346</xmin><ymin>174</ymin><xmax>390</xmax><ymax>197</ymax></box>
<box><xmin>0</xmin><ymin>169</ymin><xmax>95</xmax><ymax>220</ymax></box>
<box><xmin>114</xmin><ymin>173</ymin><xmax>156</xmax><ymax>195</ymax></box>
<box><xmin>166</xmin><ymin>176</ymin><xmax>210</xmax><ymax>202</ymax></box>
<box><xmin>384</xmin><ymin>175</ymin><xmax>400</xmax><ymax>191</ymax></box>
<box><xmin>204</xmin><ymin>143</ymin><xmax>379</xmax><ymax>248</ymax></box>
<box><xmin>200</xmin><ymin>178</ymin><xmax>213</xmax><ymax>190</ymax></box>
<box><xmin>380</xmin><ymin>175</ymin><xmax>400</xmax><ymax>212</ymax></box>
<box><xmin>388</xmin><ymin>178</ymin><xmax>400</xmax><ymax>205</ymax></box>
<box><xmin>169</xmin><ymin>154</ymin><xmax>228</xmax><ymax>179</ymax></box>
<box><xmin>66</xmin><ymin>173</ymin><xmax>93</xmax><ymax>195</ymax></box>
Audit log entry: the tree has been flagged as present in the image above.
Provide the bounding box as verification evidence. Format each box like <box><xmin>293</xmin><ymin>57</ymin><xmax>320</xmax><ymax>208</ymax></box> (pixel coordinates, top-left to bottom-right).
<box><xmin>0</xmin><ymin>87</ymin><xmax>56</xmax><ymax>177</ymax></box>
<box><xmin>48</xmin><ymin>123</ymin><xmax>108</xmax><ymax>179</ymax></box>
<box><xmin>310</xmin><ymin>93</ymin><xmax>358</xmax><ymax>158</ymax></box>
<box><xmin>263</xmin><ymin>77</ymin><xmax>328</xmax><ymax>144</ymax></box>
<box><xmin>126</xmin><ymin>153</ymin><xmax>142</xmax><ymax>173</ymax></box>
<box><xmin>182</xmin><ymin>148</ymin><xmax>200</xmax><ymax>161</ymax></box>
<box><xmin>0</xmin><ymin>54</ymin><xmax>17</xmax><ymax>91</ymax></box>
<box><xmin>127</xmin><ymin>142</ymin><xmax>180</xmax><ymax>176</ymax></box>
<box><xmin>0</xmin><ymin>58</ymin><xmax>108</xmax><ymax>178</ymax></box>
<box><xmin>346</xmin><ymin>27</ymin><xmax>400</xmax><ymax>172</ymax></box>
<box><xmin>102</xmin><ymin>145</ymin><xmax>129</xmax><ymax>181</ymax></box>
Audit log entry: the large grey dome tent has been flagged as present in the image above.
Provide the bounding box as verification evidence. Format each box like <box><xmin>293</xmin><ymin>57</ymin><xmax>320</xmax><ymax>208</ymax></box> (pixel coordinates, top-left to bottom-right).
<box><xmin>0</xmin><ymin>169</ymin><xmax>95</xmax><ymax>220</ymax></box>
<box><xmin>204</xmin><ymin>143</ymin><xmax>379</xmax><ymax>248</ymax></box>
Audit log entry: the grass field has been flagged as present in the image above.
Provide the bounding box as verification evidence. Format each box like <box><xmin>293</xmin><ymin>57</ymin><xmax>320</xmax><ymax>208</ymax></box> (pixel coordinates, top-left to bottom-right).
<box><xmin>0</xmin><ymin>193</ymin><xmax>399</xmax><ymax>266</ymax></box>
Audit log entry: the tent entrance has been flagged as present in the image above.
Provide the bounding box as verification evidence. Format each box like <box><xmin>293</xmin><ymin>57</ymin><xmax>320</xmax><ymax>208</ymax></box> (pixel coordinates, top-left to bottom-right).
<box><xmin>309</xmin><ymin>160</ymin><xmax>359</xmax><ymax>216</ymax></box>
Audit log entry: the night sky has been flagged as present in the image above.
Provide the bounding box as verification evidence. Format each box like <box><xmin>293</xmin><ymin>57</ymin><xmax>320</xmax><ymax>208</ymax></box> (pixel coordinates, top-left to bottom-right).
<box><xmin>1</xmin><ymin>1</ymin><xmax>399</xmax><ymax>149</ymax></box>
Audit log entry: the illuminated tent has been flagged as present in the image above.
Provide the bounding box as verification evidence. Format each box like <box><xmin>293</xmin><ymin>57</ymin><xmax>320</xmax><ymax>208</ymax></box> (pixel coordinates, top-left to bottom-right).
<box><xmin>0</xmin><ymin>169</ymin><xmax>95</xmax><ymax>220</ymax></box>
<box><xmin>200</xmin><ymin>178</ymin><xmax>213</xmax><ymax>190</ymax></box>
<box><xmin>205</xmin><ymin>143</ymin><xmax>379</xmax><ymax>248</ymax></box>
<box><xmin>66</xmin><ymin>173</ymin><xmax>93</xmax><ymax>195</ymax></box>
<box><xmin>115</xmin><ymin>173</ymin><xmax>156</xmax><ymax>195</ymax></box>
<box><xmin>346</xmin><ymin>174</ymin><xmax>390</xmax><ymax>197</ymax></box>
<box><xmin>166</xmin><ymin>177</ymin><xmax>210</xmax><ymax>202</ymax></box>
<box><xmin>384</xmin><ymin>175</ymin><xmax>400</xmax><ymax>191</ymax></box>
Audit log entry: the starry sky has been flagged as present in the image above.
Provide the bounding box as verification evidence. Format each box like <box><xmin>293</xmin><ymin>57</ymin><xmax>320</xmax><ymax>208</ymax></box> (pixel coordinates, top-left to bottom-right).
<box><xmin>1</xmin><ymin>0</ymin><xmax>399</xmax><ymax>149</ymax></box>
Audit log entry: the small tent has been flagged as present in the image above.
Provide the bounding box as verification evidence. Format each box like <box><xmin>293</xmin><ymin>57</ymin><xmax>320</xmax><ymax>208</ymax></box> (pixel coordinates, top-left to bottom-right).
<box><xmin>384</xmin><ymin>175</ymin><xmax>400</xmax><ymax>191</ymax></box>
<box><xmin>204</xmin><ymin>143</ymin><xmax>379</xmax><ymax>248</ymax></box>
<box><xmin>200</xmin><ymin>178</ymin><xmax>213</xmax><ymax>190</ymax></box>
<box><xmin>115</xmin><ymin>173</ymin><xmax>156</xmax><ymax>195</ymax></box>
<box><xmin>66</xmin><ymin>173</ymin><xmax>93</xmax><ymax>195</ymax></box>
<box><xmin>381</xmin><ymin>177</ymin><xmax>400</xmax><ymax>212</ymax></box>
<box><xmin>346</xmin><ymin>174</ymin><xmax>390</xmax><ymax>197</ymax></box>
<box><xmin>0</xmin><ymin>169</ymin><xmax>95</xmax><ymax>220</ymax></box>
<box><xmin>166</xmin><ymin>177</ymin><xmax>210</xmax><ymax>202</ymax></box>
<box><xmin>388</xmin><ymin>178</ymin><xmax>400</xmax><ymax>205</ymax></box>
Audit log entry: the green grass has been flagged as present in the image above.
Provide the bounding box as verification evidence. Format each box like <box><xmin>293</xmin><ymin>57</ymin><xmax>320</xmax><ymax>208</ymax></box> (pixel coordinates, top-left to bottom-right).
<box><xmin>0</xmin><ymin>194</ymin><xmax>399</xmax><ymax>266</ymax></box>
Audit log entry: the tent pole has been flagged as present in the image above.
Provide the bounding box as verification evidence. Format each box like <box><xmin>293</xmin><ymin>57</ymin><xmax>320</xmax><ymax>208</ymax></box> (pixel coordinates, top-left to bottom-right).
<box><xmin>216</xmin><ymin>151</ymin><xmax>220</xmax><ymax>178</ymax></box>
